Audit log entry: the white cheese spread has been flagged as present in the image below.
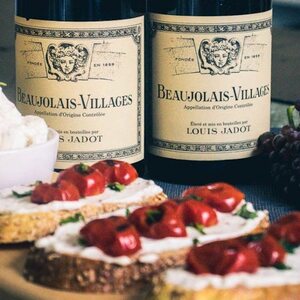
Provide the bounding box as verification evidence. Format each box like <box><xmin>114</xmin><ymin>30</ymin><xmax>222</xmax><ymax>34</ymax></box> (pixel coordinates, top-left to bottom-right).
<box><xmin>0</xmin><ymin>87</ymin><xmax>48</xmax><ymax>151</ymax></box>
<box><xmin>35</xmin><ymin>204</ymin><xmax>267</xmax><ymax>266</ymax></box>
<box><xmin>0</xmin><ymin>178</ymin><xmax>163</xmax><ymax>214</ymax></box>
<box><xmin>163</xmin><ymin>246</ymin><xmax>300</xmax><ymax>289</ymax></box>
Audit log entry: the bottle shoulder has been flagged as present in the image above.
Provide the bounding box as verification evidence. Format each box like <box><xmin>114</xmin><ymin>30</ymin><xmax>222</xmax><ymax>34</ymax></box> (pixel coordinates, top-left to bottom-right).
<box><xmin>148</xmin><ymin>0</ymin><xmax>272</xmax><ymax>16</ymax></box>
<box><xmin>16</xmin><ymin>0</ymin><xmax>145</xmax><ymax>21</ymax></box>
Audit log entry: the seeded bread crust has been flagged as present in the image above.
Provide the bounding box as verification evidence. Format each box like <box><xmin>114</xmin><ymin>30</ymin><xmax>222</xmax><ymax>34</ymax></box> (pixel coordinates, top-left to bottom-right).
<box><xmin>0</xmin><ymin>193</ymin><xmax>167</xmax><ymax>244</ymax></box>
<box><xmin>24</xmin><ymin>247</ymin><xmax>188</xmax><ymax>293</ymax></box>
<box><xmin>23</xmin><ymin>215</ymin><xmax>269</xmax><ymax>293</ymax></box>
<box><xmin>154</xmin><ymin>283</ymin><xmax>300</xmax><ymax>300</ymax></box>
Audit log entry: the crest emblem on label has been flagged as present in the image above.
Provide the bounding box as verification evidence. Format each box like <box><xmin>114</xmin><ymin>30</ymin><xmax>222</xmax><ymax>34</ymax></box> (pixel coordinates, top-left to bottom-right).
<box><xmin>46</xmin><ymin>43</ymin><xmax>89</xmax><ymax>82</ymax></box>
<box><xmin>199</xmin><ymin>38</ymin><xmax>241</xmax><ymax>75</ymax></box>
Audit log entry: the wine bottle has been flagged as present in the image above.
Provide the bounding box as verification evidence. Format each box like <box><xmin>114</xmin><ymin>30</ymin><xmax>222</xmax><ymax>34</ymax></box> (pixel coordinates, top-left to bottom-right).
<box><xmin>15</xmin><ymin>0</ymin><xmax>145</xmax><ymax>174</ymax></box>
<box><xmin>148</xmin><ymin>0</ymin><xmax>272</xmax><ymax>184</ymax></box>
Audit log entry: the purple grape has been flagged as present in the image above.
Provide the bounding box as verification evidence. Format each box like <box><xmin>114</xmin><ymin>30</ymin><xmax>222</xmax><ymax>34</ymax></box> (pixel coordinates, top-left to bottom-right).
<box><xmin>257</xmin><ymin>131</ymin><xmax>275</xmax><ymax>154</ymax></box>
<box><xmin>257</xmin><ymin>126</ymin><xmax>300</xmax><ymax>200</ymax></box>
<box><xmin>272</xmin><ymin>134</ymin><xmax>287</xmax><ymax>151</ymax></box>
<box><xmin>281</xmin><ymin>125</ymin><xmax>294</xmax><ymax>136</ymax></box>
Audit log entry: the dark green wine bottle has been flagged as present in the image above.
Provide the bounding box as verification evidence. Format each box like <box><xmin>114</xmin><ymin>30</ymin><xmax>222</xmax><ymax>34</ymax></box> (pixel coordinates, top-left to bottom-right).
<box><xmin>16</xmin><ymin>0</ymin><xmax>145</xmax><ymax>175</ymax></box>
<box><xmin>148</xmin><ymin>0</ymin><xmax>272</xmax><ymax>184</ymax></box>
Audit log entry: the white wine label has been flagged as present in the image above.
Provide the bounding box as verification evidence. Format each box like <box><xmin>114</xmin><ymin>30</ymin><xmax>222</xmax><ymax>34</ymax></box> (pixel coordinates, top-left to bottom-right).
<box><xmin>150</xmin><ymin>11</ymin><xmax>272</xmax><ymax>161</ymax></box>
<box><xmin>16</xmin><ymin>16</ymin><xmax>144</xmax><ymax>169</ymax></box>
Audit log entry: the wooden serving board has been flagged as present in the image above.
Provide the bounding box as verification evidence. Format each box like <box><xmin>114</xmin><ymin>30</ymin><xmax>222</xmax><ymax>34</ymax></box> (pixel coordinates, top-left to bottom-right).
<box><xmin>0</xmin><ymin>245</ymin><xmax>144</xmax><ymax>300</ymax></box>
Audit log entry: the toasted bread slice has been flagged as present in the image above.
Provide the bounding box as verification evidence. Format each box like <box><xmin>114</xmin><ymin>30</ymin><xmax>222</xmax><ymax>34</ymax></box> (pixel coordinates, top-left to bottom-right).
<box><xmin>154</xmin><ymin>241</ymin><xmax>300</xmax><ymax>300</ymax></box>
<box><xmin>154</xmin><ymin>283</ymin><xmax>300</xmax><ymax>300</ymax></box>
<box><xmin>24</xmin><ymin>207</ymin><xmax>269</xmax><ymax>293</ymax></box>
<box><xmin>0</xmin><ymin>179</ymin><xmax>166</xmax><ymax>243</ymax></box>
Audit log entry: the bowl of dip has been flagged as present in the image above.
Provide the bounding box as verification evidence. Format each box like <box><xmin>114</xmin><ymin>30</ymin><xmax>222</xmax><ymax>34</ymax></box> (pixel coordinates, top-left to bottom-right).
<box><xmin>0</xmin><ymin>87</ymin><xmax>59</xmax><ymax>188</ymax></box>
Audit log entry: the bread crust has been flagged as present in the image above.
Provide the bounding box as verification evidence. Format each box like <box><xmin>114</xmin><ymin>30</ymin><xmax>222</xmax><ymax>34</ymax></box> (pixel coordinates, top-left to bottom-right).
<box><xmin>0</xmin><ymin>193</ymin><xmax>167</xmax><ymax>244</ymax></box>
<box><xmin>23</xmin><ymin>215</ymin><xmax>269</xmax><ymax>293</ymax></box>
<box><xmin>154</xmin><ymin>283</ymin><xmax>300</xmax><ymax>300</ymax></box>
<box><xmin>24</xmin><ymin>247</ymin><xmax>188</xmax><ymax>293</ymax></box>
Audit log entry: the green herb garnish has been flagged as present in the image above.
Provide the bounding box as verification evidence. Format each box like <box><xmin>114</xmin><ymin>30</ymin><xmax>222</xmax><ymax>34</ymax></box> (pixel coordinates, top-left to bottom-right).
<box><xmin>108</xmin><ymin>182</ymin><xmax>126</xmax><ymax>192</ymax></box>
<box><xmin>192</xmin><ymin>223</ymin><xmax>206</xmax><ymax>235</ymax></box>
<box><xmin>280</xmin><ymin>240</ymin><xmax>298</xmax><ymax>254</ymax></box>
<box><xmin>60</xmin><ymin>213</ymin><xmax>85</xmax><ymax>225</ymax></box>
<box><xmin>273</xmin><ymin>262</ymin><xmax>292</xmax><ymax>270</ymax></box>
<box><xmin>12</xmin><ymin>190</ymin><xmax>32</xmax><ymax>198</ymax></box>
<box><xmin>245</xmin><ymin>233</ymin><xmax>264</xmax><ymax>243</ymax></box>
<box><xmin>76</xmin><ymin>163</ymin><xmax>90</xmax><ymax>174</ymax></box>
<box><xmin>181</xmin><ymin>194</ymin><xmax>203</xmax><ymax>202</ymax></box>
<box><xmin>193</xmin><ymin>238</ymin><xmax>200</xmax><ymax>246</ymax></box>
<box><xmin>235</xmin><ymin>204</ymin><xmax>258</xmax><ymax>219</ymax></box>
<box><xmin>125</xmin><ymin>208</ymin><xmax>130</xmax><ymax>217</ymax></box>
<box><xmin>78</xmin><ymin>238</ymin><xmax>88</xmax><ymax>246</ymax></box>
<box><xmin>146</xmin><ymin>209</ymin><xmax>163</xmax><ymax>224</ymax></box>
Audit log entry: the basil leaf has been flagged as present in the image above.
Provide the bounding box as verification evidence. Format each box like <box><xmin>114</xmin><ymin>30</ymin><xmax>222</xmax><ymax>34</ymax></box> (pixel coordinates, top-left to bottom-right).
<box><xmin>235</xmin><ymin>204</ymin><xmax>258</xmax><ymax>219</ymax></box>
<box><xmin>146</xmin><ymin>209</ymin><xmax>163</xmax><ymax>224</ymax></box>
<box><xmin>193</xmin><ymin>238</ymin><xmax>200</xmax><ymax>246</ymax></box>
<box><xmin>245</xmin><ymin>233</ymin><xmax>264</xmax><ymax>243</ymax></box>
<box><xmin>192</xmin><ymin>223</ymin><xmax>206</xmax><ymax>235</ymax></box>
<box><xmin>60</xmin><ymin>213</ymin><xmax>85</xmax><ymax>225</ymax></box>
<box><xmin>280</xmin><ymin>240</ymin><xmax>298</xmax><ymax>254</ymax></box>
<box><xmin>273</xmin><ymin>262</ymin><xmax>292</xmax><ymax>270</ymax></box>
<box><xmin>12</xmin><ymin>190</ymin><xmax>32</xmax><ymax>198</ymax></box>
<box><xmin>182</xmin><ymin>194</ymin><xmax>203</xmax><ymax>202</ymax></box>
<box><xmin>78</xmin><ymin>238</ymin><xmax>88</xmax><ymax>246</ymax></box>
<box><xmin>125</xmin><ymin>208</ymin><xmax>130</xmax><ymax>217</ymax></box>
<box><xmin>108</xmin><ymin>182</ymin><xmax>126</xmax><ymax>192</ymax></box>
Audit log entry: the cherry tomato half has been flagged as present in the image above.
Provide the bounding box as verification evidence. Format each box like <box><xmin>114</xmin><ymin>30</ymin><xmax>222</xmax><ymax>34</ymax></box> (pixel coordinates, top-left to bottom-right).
<box><xmin>80</xmin><ymin>216</ymin><xmax>141</xmax><ymax>257</ymax></box>
<box><xmin>187</xmin><ymin>239</ymin><xmax>259</xmax><ymax>275</ymax></box>
<box><xmin>268</xmin><ymin>212</ymin><xmax>300</xmax><ymax>245</ymax></box>
<box><xmin>128</xmin><ymin>201</ymin><xmax>187</xmax><ymax>239</ymax></box>
<box><xmin>247</xmin><ymin>234</ymin><xmax>286</xmax><ymax>267</ymax></box>
<box><xmin>92</xmin><ymin>160</ymin><xmax>138</xmax><ymax>185</ymax></box>
<box><xmin>177</xmin><ymin>199</ymin><xmax>218</xmax><ymax>227</ymax></box>
<box><xmin>31</xmin><ymin>180</ymin><xmax>80</xmax><ymax>204</ymax></box>
<box><xmin>58</xmin><ymin>163</ymin><xmax>105</xmax><ymax>197</ymax></box>
<box><xmin>182</xmin><ymin>183</ymin><xmax>244</xmax><ymax>213</ymax></box>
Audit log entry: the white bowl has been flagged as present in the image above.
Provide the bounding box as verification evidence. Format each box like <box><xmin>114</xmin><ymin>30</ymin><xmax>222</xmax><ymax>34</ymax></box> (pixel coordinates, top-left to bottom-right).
<box><xmin>0</xmin><ymin>128</ymin><xmax>59</xmax><ymax>189</ymax></box>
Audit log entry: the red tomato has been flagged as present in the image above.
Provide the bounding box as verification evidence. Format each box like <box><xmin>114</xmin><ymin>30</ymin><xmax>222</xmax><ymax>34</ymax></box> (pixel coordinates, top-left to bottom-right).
<box><xmin>187</xmin><ymin>239</ymin><xmax>259</xmax><ymax>275</ymax></box>
<box><xmin>31</xmin><ymin>180</ymin><xmax>80</xmax><ymax>204</ymax></box>
<box><xmin>177</xmin><ymin>199</ymin><xmax>218</xmax><ymax>227</ymax></box>
<box><xmin>273</xmin><ymin>212</ymin><xmax>300</xmax><ymax>225</ymax></box>
<box><xmin>128</xmin><ymin>201</ymin><xmax>187</xmax><ymax>239</ymax></box>
<box><xmin>80</xmin><ymin>216</ymin><xmax>141</xmax><ymax>257</ymax></box>
<box><xmin>92</xmin><ymin>160</ymin><xmax>138</xmax><ymax>185</ymax></box>
<box><xmin>58</xmin><ymin>163</ymin><xmax>105</xmax><ymax>197</ymax></box>
<box><xmin>182</xmin><ymin>183</ymin><xmax>244</xmax><ymax>213</ymax></box>
<box><xmin>247</xmin><ymin>235</ymin><xmax>286</xmax><ymax>267</ymax></box>
<box><xmin>268</xmin><ymin>212</ymin><xmax>300</xmax><ymax>245</ymax></box>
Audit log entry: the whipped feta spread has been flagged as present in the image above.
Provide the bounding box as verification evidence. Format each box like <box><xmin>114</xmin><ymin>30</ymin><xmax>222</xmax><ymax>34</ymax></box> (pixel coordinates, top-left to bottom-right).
<box><xmin>163</xmin><ymin>246</ymin><xmax>300</xmax><ymax>289</ymax></box>
<box><xmin>35</xmin><ymin>203</ymin><xmax>267</xmax><ymax>266</ymax></box>
<box><xmin>0</xmin><ymin>178</ymin><xmax>163</xmax><ymax>214</ymax></box>
<box><xmin>0</xmin><ymin>87</ymin><xmax>48</xmax><ymax>150</ymax></box>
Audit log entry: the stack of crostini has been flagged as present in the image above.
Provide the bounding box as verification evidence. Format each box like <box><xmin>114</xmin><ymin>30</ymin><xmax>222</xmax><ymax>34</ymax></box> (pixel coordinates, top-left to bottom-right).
<box><xmin>2</xmin><ymin>161</ymin><xmax>298</xmax><ymax>299</ymax></box>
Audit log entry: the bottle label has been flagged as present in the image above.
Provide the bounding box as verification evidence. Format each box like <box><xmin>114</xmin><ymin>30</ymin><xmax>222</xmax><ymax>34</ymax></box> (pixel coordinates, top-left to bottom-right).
<box><xmin>150</xmin><ymin>11</ymin><xmax>272</xmax><ymax>161</ymax></box>
<box><xmin>16</xmin><ymin>16</ymin><xmax>144</xmax><ymax>169</ymax></box>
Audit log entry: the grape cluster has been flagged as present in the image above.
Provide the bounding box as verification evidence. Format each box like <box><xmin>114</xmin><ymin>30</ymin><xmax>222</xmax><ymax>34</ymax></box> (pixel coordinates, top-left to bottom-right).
<box><xmin>257</xmin><ymin>103</ymin><xmax>300</xmax><ymax>200</ymax></box>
